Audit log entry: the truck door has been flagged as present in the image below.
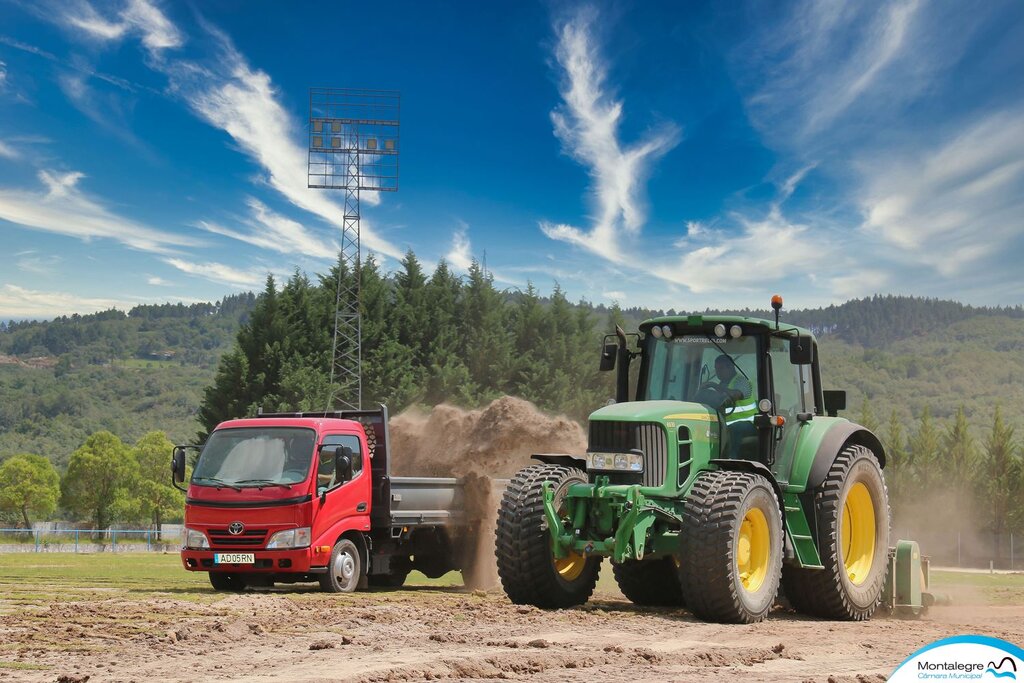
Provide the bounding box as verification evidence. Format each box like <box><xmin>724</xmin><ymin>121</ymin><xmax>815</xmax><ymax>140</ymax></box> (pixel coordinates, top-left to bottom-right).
<box><xmin>312</xmin><ymin>433</ymin><xmax>371</xmax><ymax>544</ymax></box>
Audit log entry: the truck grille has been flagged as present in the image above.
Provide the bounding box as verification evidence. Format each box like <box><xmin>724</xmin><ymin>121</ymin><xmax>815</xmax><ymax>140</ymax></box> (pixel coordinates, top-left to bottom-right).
<box><xmin>588</xmin><ymin>421</ymin><xmax>668</xmax><ymax>487</ymax></box>
<box><xmin>207</xmin><ymin>528</ymin><xmax>268</xmax><ymax>548</ymax></box>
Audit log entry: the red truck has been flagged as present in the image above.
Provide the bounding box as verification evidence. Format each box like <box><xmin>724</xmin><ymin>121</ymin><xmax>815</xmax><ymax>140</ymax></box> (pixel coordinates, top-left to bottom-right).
<box><xmin>171</xmin><ymin>407</ymin><xmax>473</xmax><ymax>592</ymax></box>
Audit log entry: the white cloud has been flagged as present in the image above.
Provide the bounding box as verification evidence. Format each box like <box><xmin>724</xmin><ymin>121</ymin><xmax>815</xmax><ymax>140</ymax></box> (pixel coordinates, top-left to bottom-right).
<box><xmin>0</xmin><ymin>284</ymin><xmax>133</xmax><ymax>319</ymax></box>
<box><xmin>859</xmin><ymin>109</ymin><xmax>1024</xmax><ymax>276</ymax></box>
<box><xmin>16</xmin><ymin>252</ymin><xmax>62</xmax><ymax>276</ymax></box>
<box><xmin>163</xmin><ymin>258</ymin><xmax>266</xmax><ymax>288</ymax></box>
<box><xmin>197</xmin><ymin>197</ymin><xmax>337</xmax><ymax>259</ymax></box>
<box><xmin>444</xmin><ymin>222</ymin><xmax>518</xmax><ymax>285</ymax></box>
<box><xmin>0</xmin><ymin>169</ymin><xmax>198</xmax><ymax>254</ymax></box>
<box><xmin>64</xmin><ymin>0</ymin><xmax>183</xmax><ymax>52</ymax></box>
<box><xmin>539</xmin><ymin>7</ymin><xmax>680</xmax><ymax>261</ymax></box>
<box><xmin>0</xmin><ymin>139</ymin><xmax>17</xmax><ymax>160</ymax></box>
<box><xmin>146</xmin><ymin>275</ymin><xmax>172</xmax><ymax>286</ymax></box>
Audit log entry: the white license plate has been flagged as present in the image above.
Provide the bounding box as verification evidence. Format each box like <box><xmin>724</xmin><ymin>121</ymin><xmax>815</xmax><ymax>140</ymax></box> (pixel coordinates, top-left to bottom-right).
<box><xmin>214</xmin><ymin>553</ymin><xmax>254</xmax><ymax>564</ymax></box>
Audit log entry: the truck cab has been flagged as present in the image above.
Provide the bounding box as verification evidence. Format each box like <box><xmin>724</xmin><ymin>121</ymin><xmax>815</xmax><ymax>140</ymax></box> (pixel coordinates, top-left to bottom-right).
<box><xmin>174</xmin><ymin>407</ymin><xmax>473</xmax><ymax>592</ymax></box>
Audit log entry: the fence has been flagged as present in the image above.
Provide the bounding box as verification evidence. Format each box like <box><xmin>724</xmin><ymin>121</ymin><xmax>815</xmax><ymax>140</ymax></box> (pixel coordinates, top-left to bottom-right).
<box><xmin>894</xmin><ymin>529</ymin><xmax>1017</xmax><ymax>570</ymax></box>
<box><xmin>0</xmin><ymin>528</ymin><xmax>181</xmax><ymax>553</ymax></box>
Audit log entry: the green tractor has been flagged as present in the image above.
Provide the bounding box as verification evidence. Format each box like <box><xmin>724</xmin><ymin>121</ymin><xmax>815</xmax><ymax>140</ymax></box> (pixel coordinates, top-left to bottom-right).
<box><xmin>496</xmin><ymin>296</ymin><xmax>909</xmax><ymax>623</ymax></box>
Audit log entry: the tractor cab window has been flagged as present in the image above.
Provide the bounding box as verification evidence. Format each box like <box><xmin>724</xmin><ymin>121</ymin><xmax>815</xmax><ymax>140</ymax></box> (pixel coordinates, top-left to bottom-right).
<box><xmin>642</xmin><ymin>333</ymin><xmax>759</xmax><ymax>416</ymax></box>
<box><xmin>768</xmin><ymin>337</ymin><xmax>814</xmax><ymax>418</ymax></box>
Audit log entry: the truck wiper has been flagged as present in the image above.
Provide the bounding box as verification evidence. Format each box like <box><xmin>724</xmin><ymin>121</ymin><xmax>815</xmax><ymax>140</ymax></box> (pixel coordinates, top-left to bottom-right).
<box><xmin>234</xmin><ymin>479</ymin><xmax>292</xmax><ymax>490</ymax></box>
<box><xmin>192</xmin><ymin>476</ymin><xmax>243</xmax><ymax>492</ymax></box>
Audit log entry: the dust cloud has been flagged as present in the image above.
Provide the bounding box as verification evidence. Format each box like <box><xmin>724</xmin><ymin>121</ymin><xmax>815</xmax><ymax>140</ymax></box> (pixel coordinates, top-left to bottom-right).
<box><xmin>389</xmin><ymin>396</ymin><xmax>587</xmax><ymax>589</ymax></box>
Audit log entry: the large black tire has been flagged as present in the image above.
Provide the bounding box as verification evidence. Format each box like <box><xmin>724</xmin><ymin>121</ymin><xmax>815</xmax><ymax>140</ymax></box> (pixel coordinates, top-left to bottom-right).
<box><xmin>613</xmin><ymin>557</ymin><xmax>685</xmax><ymax>607</ymax></box>
<box><xmin>679</xmin><ymin>470</ymin><xmax>783</xmax><ymax>624</ymax></box>
<box><xmin>209</xmin><ymin>572</ymin><xmax>246</xmax><ymax>592</ymax></box>
<box><xmin>495</xmin><ymin>464</ymin><xmax>600</xmax><ymax>608</ymax></box>
<box><xmin>782</xmin><ymin>444</ymin><xmax>889</xmax><ymax>620</ymax></box>
<box><xmin>368</xmin><ymin>557</ymin><xmax>411</xmax><ymax>588</ymax></box>
<box><xmin>319</xmin><ymin>538</ymin><xmax>362</xmax><ymax>593</ymax></box>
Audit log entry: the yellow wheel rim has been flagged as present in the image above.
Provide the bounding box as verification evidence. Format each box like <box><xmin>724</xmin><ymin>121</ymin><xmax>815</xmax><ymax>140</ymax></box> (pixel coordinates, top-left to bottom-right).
<box><xmin>841</xmin><ymin>482</ymin><xmax>876</xmax><ymax>585</ymax></box>
<box><xmin>554</xmin><ymin>551</ymin><xmax>586</xmax><ymax>581</ymax></box>
<box><xmin>736</xmin><ymin>507</ymin><xmax>770</xmax><ymax>593</ymax></box>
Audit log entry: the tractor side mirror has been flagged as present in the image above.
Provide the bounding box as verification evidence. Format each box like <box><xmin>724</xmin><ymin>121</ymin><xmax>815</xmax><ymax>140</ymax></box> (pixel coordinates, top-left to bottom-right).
<box><xmin>334</xmin><ymin>447</ymin><xmax>353</xmax><ymax>484</ymax></box>
<box><xmin>171</xmin><ymin>447</ymin><xmax>186</xmax><ymax>485</ymax></box>
<box><xmin>599</xmin><ymin>343</ymin><xmax>617</xmax><ymax>372</ymax></box>
<box><xmin>790</xmin><ymin>335</ymin><xmax>814</xmax><ymax>365</ymax></box>
<box><xmin>823</xmin><ymin>390</ymin><xmax>847</xmax><ymax>417</ymax></box>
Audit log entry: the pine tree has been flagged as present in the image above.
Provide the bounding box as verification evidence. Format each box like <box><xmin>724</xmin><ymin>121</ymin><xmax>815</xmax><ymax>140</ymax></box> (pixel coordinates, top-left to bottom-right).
<box><xmin>884</xmin><ymin>409</ymin><xmax>908</xmax><ymax>520</ymax></box>
<box><xmin>908</xmin><ymin>406</ymin><xmax>940</xmax><ymax>498</ymax></box>
<box><xmin>944</xmin><ymin>405</ymin><xmax>975</xmax><ymax>529</ymax></box>
<box><xmin>978</xmin><ymin>405</ymin><xmax>1021</xmax><ymax>560</ymax></box>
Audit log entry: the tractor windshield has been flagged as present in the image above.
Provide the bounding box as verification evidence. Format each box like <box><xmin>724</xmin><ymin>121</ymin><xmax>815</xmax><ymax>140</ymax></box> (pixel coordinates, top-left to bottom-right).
<box><xmin>642</xmin><ymin>334</ymin><xmax>759</xmax><ymax>419</ymax></box>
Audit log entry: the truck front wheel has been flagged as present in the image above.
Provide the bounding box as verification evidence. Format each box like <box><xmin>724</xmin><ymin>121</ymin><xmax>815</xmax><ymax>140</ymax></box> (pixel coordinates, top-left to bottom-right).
<box><xmin>320</xmin><ymin>538</ymin><xmax>362</xmax><ymax>593</ymax></box>
<box><xmin>495</xmin><ymin>464</ymin><xmax>600</xmax><ymax>608</ymax></box>
<box><xmin>209</xmin><ymin>572</ymin><xmax>246</xmax><ymax>592</ymax></box>
<box><xmin>679</xmin><ymin>470</ymin><xmax>783</xmax><ymax>623</ymax></box>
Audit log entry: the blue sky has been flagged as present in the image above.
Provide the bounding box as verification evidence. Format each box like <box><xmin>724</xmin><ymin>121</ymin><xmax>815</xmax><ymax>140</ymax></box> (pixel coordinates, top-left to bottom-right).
<box><xmin>1</xmin><ymin>0</ymin><xmax>1023</xmax><ymax>319</ymax></box>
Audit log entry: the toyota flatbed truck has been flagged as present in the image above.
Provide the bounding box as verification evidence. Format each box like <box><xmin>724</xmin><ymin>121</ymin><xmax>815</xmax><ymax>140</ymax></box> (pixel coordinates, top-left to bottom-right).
<box><xmin>172</xmin><ymin>406</ymin><xmax>474</xmax><ymax>592</ymax></box>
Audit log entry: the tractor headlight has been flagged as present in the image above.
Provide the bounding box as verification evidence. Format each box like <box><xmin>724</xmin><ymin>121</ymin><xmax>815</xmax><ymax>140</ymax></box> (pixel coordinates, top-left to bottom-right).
<box><xmin>265</xmin><ymin>527</ymin><xmax>312</xmax><ymax>550</ymax></box>
<box><xmin>184</xmin><ymin>527</ymin><xmax>209</xmax><ymax>549</ymax></box>
<box><xmin>587</xmin><ymin>451</ymin><xmax>644</xmax><ymax>472</ymax></box>
<box><xmin>650</xmin><ymin>325</ymin><xmax>662</xmax><ymax>338</ymax></box>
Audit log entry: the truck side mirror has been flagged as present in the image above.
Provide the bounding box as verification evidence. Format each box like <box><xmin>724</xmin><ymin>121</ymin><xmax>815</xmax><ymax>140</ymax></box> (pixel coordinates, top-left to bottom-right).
<box><xmin>334</xmin><ymin>447</ymin><xmax>353</xmax><ymax>484</ymax></box>
<box><xmin>823</xmin><ymin>390</ymin><xmax>847</xmax><ymax>417</ymax></box>
<box><xmin>171</xmin><ymin>447</ymin><xmax>186</xmax><ymax>485</ymax></box>
<box><xmin>599</xmin><ymin>343</ymin><xmax>617</xmax><ymax>371</ymax></box>
<box><xmin>790</xmin><ymin>335</ymin><xmax>814</xmax><ymax>365</ymax></box>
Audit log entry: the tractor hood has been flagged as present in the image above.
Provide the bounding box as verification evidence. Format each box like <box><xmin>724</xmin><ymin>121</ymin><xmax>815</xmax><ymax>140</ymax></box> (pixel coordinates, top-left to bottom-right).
<box><xmin>589</xmin><ymin>400</ymin><xmax>718</xmax><ymax>425</ymax></box>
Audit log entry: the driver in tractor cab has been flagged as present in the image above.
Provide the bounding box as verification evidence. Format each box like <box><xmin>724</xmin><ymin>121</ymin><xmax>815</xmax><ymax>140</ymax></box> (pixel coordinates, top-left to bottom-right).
<box><xmin>703</xmin><ymin>355</ymin><xmax>757</xmax><ymax>458</ymax></box>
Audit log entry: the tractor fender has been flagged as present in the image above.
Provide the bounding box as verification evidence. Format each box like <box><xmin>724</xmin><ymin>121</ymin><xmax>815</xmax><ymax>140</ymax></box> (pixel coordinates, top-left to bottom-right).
<box><xmin>531</xmin><ymin>453</ymin><xmax>587</xmax><ymax>471</ymax></box>
<box><xmin>805</xmin><ymin>422</ymin><xmax>886</xmax><ymax>492</ymax></box>
<box><xmin>708</xmin><ymin>459</ymin><xmax>786</xmax><ymax>525</ymax></box>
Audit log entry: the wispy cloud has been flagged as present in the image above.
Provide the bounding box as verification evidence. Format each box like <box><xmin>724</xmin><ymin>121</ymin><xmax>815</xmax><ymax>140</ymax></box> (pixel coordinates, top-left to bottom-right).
<box><xmin>0</xmin><ymin>35</ymin><xmax>57</xmax><ymax>60</ymax></box>
<box><xmin>0</xmin><ymin>139</ymin><xmax>18</xmax><ymax>160</ymax></box>
<box><xmin>62</xmin><ymin>0</ymin><xmax>184</xmax><ymax>53</ymax></box>
<box><xmin>0</xmin><ymin>284</ymin><xmax>133</xmax><ymax>319</ymax></box>
<box><xmin>146</xmin><ymin>275</ymin><xmax>172</xmax><ymax>286</ymax></box>
<box><xmin>163</xmin><ymin>257</ymin><xmax>266</xmax><ymax>288</ymax></box>
<box><xmin>539</xmin><ymin>7</ymin><xmax>680</xmax><ymax>262</ymax></box>
<box><xmin>196</xmin><ymin>197</ymin><xmax>337</xmax><ymax>259</ymax></box>
<box><xmin>0</xmin><ymin>169</ymin><xmax>197</xmax><ymax>254</ymax></box>
<box><xmin>859</xmin><ymin>109</ymin><xmax>1024</xmax><ymax>276</ymax></box>
<box><xmin>445</xmin><ymin>222</ymin><xmax>518</xmax><ymax>285</ymax></box>
<box><xmin>16</xmin><ymin>251</ymin><xmax>62</xmax><ymax>276</ymax></box>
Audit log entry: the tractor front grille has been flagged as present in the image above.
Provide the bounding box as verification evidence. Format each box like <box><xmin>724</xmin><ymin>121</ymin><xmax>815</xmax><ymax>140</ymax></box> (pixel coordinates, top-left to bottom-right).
<box><xmin>588</xmin><ymin>421</ymin><xmax>668</xmax><ymax>487</ymax></box>
<box><xmin>207</xmin><ymin>527</ymin><xmax>268</xmax><ymax>548</ymax></box>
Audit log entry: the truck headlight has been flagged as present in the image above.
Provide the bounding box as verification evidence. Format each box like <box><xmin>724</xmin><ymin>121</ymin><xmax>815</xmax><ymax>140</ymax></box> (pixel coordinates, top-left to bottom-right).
<box><xmin>265</xmin><ymin>527</ymin><xmax>312</xmax><ymax>549</ymax></box>
<box><xmin>184</xmin><ymin>528</ymin><xmax>209</xmax><ymax>549</ymax></box>
<box><xmin>586</xmin><ymin>452</ymin><xmax>644</xmax><ymax>472</ymax></box>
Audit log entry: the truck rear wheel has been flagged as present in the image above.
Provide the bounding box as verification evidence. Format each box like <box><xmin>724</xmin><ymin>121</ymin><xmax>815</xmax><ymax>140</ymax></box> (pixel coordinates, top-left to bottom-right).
<box><xmin>209</xmin><ymin>572</ymin><xmax>246</xmax><ymax>592</ymax></box>
<box><xmin>319</xmin><ymin>538</ymin><xmax>362</xmax><ymax>593</ymax></box>
<box><xmin>782</xmin><ymin>444</ymin><xmax>889</xmax><ymax>620</ymax></box>
<box><xmin>613</xmin><ymin>557</ymin><xmax>685</xmax><ymax>607</ymax></box>
<box><xmin>495</xmin><ymin>464</ymin><xmax>600</xmax><ymax>608</ymax></box>
<box><xmin>680</xmin><ymin>470</ymin><xmax>783</xmax><ymax>624</ymax></box>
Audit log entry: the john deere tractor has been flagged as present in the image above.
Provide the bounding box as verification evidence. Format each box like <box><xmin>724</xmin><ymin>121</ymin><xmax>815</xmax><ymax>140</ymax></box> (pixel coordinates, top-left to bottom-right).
<box><xmin>496</xmin><ymin>296</ymin><xmax>912</xmax><ymax>623</ymax></box>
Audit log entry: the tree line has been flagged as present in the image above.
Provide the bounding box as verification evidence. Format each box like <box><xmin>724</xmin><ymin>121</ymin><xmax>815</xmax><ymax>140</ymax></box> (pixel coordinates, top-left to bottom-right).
<box><xmin>0</xmin><ymin>431</ymin><xmax>184</xmax><ymax>534</ymax></box>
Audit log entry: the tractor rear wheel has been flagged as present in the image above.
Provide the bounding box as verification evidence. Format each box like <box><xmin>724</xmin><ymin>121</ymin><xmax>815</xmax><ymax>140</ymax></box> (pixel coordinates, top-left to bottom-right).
<box><xmin>782</xmin><ymin>444</ymin><xmax>889</xmax><ymax>620</ymax></box>
<box><xmin>495</xmin><ymin>464</ymin><xmax>600</xmax><ymax>608</ymax></box>
<box><xmin>613</xmin><ymin>556</ymin><xmax>685</xmax><ymax>607</ymax></box>
<box><xmin>679</xmin><ymin>470</ymin><xmax>783</xmax><ymax>623</ymax></box>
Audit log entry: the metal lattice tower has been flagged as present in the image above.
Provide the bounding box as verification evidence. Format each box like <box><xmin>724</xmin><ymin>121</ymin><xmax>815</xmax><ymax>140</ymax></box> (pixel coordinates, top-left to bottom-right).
<box><xmin>308</xmin><ymin>88</ymin><xmax>400</xmax><ymax>410</ymax></box>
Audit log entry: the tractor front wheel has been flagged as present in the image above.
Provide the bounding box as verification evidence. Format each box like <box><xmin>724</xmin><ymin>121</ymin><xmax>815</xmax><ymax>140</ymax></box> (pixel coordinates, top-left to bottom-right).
<box><xmin>613</xmin><ymin>556</ymin><xmax>685</xmax><ymax>607</ymax></box>
<box><xmin>679</xmin><ymin>470</ymin><xmax>783</xmax><ymax>623</ymax></box>
<box><xmin>782</xmin><ymin>444</ymin><xmax>889</xmax><ymax>620</ymax></box>
<box><xmin>495</xmin><ymin>464</ymin><xmax>600</xmax><ymax>608</ymax></box>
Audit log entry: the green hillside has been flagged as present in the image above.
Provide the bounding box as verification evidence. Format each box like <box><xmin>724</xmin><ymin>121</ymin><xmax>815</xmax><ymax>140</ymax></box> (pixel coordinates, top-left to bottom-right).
<box><xmin>1</xmin><ymin>277</ymin><xmax>1021</xmax><ymax>470</ymax></box>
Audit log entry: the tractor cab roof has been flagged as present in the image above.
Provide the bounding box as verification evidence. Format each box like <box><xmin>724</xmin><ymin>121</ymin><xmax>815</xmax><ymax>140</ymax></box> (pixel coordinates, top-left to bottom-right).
<box><xmin>639</xmin><ymin>314</ymin><xmax>815</xmax><ymax>341</ymax></box>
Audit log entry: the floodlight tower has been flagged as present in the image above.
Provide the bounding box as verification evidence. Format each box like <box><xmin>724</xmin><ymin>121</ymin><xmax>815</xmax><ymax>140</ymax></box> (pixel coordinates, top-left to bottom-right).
<box><xmin>308</xmin><ymin>88</ymin><xmax>400</xmax><ymax>410</ymax></box>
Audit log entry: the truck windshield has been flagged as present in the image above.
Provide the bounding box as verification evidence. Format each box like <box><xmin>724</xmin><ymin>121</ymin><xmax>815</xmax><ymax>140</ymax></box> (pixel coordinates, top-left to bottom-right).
<box><xmin>192</xmin><ymin>427</ymin><xmax>316</xmax><ymax>488</ymax></box>
<box><xmin>642</xmin><ymin>334</ymin><xmax>759</xmax><ymax>412</ymax></box>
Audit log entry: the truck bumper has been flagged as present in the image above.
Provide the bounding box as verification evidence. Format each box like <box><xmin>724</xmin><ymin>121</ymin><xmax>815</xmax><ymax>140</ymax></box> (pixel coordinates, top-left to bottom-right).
<box><xmin>181</xmin><ymin>547</ymin><xmax>323</xmax><ymax>573</ymax></box>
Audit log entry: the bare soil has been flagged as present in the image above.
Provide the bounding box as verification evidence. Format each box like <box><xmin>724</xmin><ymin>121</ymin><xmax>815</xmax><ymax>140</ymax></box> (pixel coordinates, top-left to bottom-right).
<box><xmin>2</xmin><ymin>578</ymin><xmax>1022</xmax><ymax>683</ymax></box>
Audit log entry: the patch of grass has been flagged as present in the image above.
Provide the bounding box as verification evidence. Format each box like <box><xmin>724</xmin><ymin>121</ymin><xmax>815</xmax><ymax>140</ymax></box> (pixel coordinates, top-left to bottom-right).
<box><xmin>0</xmin><ymin>661</ymin><xmax>50</xmax><ymax>670</ymax></box>
<box><xmin>929</xmin><ymin>570</ymin><xmax>1024</xmax><ymax>604</ymax></box>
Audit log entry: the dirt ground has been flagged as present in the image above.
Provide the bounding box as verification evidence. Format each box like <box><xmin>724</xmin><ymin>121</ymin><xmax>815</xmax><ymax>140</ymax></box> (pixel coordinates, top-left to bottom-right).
<box><xmin>2</xmin><ymin>565</ymin><xmax>1022</xmax><ymax>683</ymax></box>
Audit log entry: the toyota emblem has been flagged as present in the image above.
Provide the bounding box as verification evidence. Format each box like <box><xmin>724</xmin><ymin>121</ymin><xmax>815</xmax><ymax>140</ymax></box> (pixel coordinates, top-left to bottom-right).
<box><xmin>227</xmin><ymin>521</ymin><xmax>245</xmax><ymax>535</ymax></box>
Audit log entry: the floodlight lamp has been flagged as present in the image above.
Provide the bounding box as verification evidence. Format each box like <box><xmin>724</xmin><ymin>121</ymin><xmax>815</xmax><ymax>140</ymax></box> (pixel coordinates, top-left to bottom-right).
<box><xmin>313</xmin><ymin>120</ymin><xmax>323</xmax><ymax>133</ymax></box>
<box><xmin>385</xmin><ymin>139</ymin><xmax>395</xmax><ymax>151</ymax></box>
<box><xmin>366</xmin><ymin>138</ymin><xmax>377</xmax><ymax>150</ymax></box>
<box><xmin>312</xmin><ymin>136</ymin><xmax>323</xmax><ymax>148</ymax></box>
<box><xmin>331</xmin><ymin>137</ymin><xmax>341</xmax><ymax>149</ymax></box>
<box><xmin>331</xmin><ymin>120</ymin><xmax>341</xmax><ymax>133</ymax></box>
